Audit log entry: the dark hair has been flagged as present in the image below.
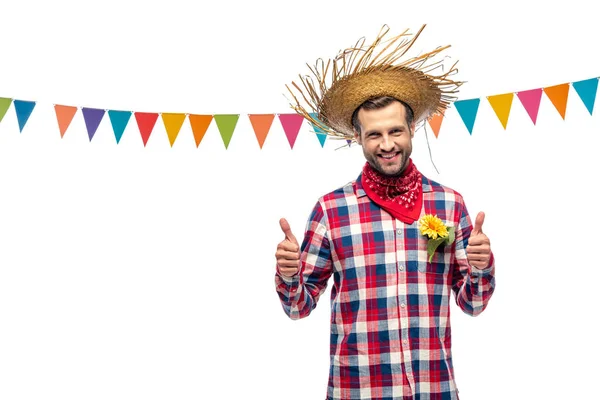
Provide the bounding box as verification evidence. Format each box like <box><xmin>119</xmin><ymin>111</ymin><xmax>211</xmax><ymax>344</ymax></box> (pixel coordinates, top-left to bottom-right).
<box><xmin>351</xmin><ymin>96</ymin><xmax>414</xmax><ymax>134</ymax></box>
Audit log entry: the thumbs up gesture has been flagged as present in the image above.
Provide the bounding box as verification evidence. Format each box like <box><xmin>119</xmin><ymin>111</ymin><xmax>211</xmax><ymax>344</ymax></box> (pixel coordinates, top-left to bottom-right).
<box><xmin>466</xmin><ymin>212</ymin><xmax>492</xmax><ymax>270</ymax></box>
<box><xmin>275</xmin><ymin>218</ymin><xmax>300</xmax><ymax>277</ymax></box>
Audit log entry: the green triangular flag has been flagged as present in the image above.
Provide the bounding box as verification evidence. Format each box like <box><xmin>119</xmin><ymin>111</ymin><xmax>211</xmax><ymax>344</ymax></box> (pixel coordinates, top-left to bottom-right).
<box><xmin>0</xmin><ymin>98</ymin><xmax>13</xmax><ymax>123</ymax></box>
<box><xmin>214</xmin><ymin>114</ymin><xmax>240</xmax><ymax>149</ymax></box>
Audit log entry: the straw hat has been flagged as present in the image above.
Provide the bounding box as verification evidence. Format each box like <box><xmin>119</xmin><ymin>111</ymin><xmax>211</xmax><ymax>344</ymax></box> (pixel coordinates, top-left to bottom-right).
<box><xmin>286</xmin><ymin>24</ymin><xmax>463</xmax><ymax>142</ymax></box>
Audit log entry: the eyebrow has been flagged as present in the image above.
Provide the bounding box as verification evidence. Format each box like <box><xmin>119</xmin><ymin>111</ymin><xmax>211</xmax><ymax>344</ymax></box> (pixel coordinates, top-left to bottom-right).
<box><xmin>365</xmin><ymin>125</ymin><xmax>407</xmax><ymax>136</ymax></box>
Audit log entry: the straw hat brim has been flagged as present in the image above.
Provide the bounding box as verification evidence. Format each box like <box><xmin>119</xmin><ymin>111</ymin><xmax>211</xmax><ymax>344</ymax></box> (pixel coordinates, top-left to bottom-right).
<box><xmin>321</xmin><ymin>67</ymin><xmax>442</xmax><ymax>137</ymax></box>
<box><xmin>285</xmin><ymin>25</ymin><xmax>463</xmax><ymax>142</ymax></box>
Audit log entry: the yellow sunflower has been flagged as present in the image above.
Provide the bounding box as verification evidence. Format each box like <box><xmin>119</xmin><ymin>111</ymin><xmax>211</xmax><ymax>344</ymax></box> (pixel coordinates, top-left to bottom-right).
<box><xmin>418</xmin><ymin>214</ymin><xmax>449</xmax><ymax>240</ymax></box>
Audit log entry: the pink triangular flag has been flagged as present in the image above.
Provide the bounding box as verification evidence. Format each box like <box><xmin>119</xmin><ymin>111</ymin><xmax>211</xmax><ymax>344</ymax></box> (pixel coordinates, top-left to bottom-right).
<box><xmin>278</xmin><ymin>113</ymin><xmax>305</xmax><ymax>149</ymax></box>
<box><xmin>516</xmin><ymin>88</ymin><xmax>543</xmax><ymax>125</ymax></box>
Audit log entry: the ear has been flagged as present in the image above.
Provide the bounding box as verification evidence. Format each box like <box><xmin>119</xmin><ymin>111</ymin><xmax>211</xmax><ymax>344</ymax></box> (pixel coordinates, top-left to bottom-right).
<box><xmin>410</xmin><ymin>122</ymin><xmax>416</xmax><ymax>138</ymax></box>
<box><xmin>353</xmin><ymin>129</ymin><xmax>362</xmax><ymax>145</ymax></box>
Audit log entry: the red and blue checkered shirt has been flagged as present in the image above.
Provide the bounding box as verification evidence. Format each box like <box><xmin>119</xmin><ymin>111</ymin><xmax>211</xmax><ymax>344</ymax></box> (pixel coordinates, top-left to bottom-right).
<box><xmin>275</xmin><ymin>173</ymin><xmax>496</xmax><ymax>400</ymax></box>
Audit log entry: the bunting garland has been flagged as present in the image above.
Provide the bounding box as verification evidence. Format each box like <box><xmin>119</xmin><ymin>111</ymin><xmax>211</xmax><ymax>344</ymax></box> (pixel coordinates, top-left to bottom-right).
<box><xmin>0</xmin><ymin>75</ymin><xmax>598</xmax><ymax>148</ymax></box>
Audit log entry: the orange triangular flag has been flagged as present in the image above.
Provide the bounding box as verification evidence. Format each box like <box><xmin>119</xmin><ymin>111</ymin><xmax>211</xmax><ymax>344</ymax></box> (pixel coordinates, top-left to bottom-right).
<box><xmin>161</xmin><ymin>113</ymin><xmax>187</xmax><ymax>147</ymax></box>
<box><xmin>427</xmin><ymin>113</ymin><xmax>444</xmax><ymax>138</ymax></box>
<box><xmin>487</xmin><ymin>93</ymin><xmax>514</xmax><ymax>129</ymax></box>
<box><xmin>188</xmin><ymin>114</ymin><xmax>213</xmax><ymax>148</ymax></box>
<box><xmin>54</xmin><ymin>104</ymin><xmax>78</xmax><ymax>138</ymax></box>
<box><xmin>248</xmin><ymin>114</ymin><xmax>275</xmax><ymax>149</ymax></box>
<box><xmin>543</xmin><ymin>83</ymin><xmax>570</xmax><ymax>120</ymax></box>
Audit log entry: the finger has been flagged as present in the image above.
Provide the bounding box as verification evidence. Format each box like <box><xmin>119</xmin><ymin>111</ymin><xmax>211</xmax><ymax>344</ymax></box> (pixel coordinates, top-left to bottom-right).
<box><xmin>277</xmin><ymin>259</ymin><xmax>300</xmax><ymax>268</ymax></box>
<box><xmin>469</xmin><ymin>261</ymin><xmax>489</xmax><ymax>270</ymax></box>
<box><xmin>278</xmin><ymin>266</ymin><xmax>299</xmax><ymax>277</ymax></box>
<box><xmin>467</xmin><ymin>244</ymin><xmax>490</xmax><ymax>254</ymax></box>
<box><xmin>279</xmin><ymin>218</ymin><xmax>298</xmax><ymax>244</ymax></box>
<box><xmin>467</xmin><ymin>235</ymin><xmax>490</xmax><ymax>247</ymax></box>
<box><xmin>277</xmin><ymin>241</ymin><xmax>300</xmax><ymax>252</ymax></box>
<box><xmin>468</xmin><ymin>254</ymin><xmax>489</xmax><ymax>262</ymax></box>
<box><xmin>472</xmin><ymin>212</ymin><xmax>485</xmax><ymax>235</ymax></box>
<box><xmin>467</xmin><ymin>240</ymin><xmax>491</xmax><ymax>253</ymax></box>
<box><xmin>276</xmin><ymin>249</ymin><xmax>300</xmax><ymax>261</ymax></box>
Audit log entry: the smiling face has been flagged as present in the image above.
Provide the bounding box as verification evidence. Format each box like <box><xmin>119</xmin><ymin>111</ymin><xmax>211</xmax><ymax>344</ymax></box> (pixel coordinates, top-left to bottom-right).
<box><xmin>353</xmin><ymin>99</ymin><xmax>415</xmax><ymax>177</ymax></box>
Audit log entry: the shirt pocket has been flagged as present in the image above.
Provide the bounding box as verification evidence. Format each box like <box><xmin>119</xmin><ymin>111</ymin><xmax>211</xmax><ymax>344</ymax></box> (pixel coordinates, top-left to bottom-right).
<box><xmin>418</xmin><ymin>237</ymin><xmax>452</xmax><ymax>275</ymax></box>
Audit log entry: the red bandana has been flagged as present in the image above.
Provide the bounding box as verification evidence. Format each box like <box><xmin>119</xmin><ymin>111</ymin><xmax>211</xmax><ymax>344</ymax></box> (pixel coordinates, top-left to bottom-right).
<box><xmin>360</xmin><ymin>159</ymin><xmax>423</xmax><ymax>224</ymax></box>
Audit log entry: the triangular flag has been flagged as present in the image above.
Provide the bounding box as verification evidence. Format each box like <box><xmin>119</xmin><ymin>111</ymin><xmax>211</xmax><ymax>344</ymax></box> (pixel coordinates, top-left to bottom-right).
<box><xmin>487</xmin><ymin>93</ymin><xmax>514</xmax><ymax>129</ymax></box>
<box><xmin>82</xmin><ymin>107</ymin><xmax>106</xmax><ymax>141</ymax></box>
<box><xmin>278</xmin><ymin>113</ymin><xmax>304</xmax><ymax>149</ymax></box>
<box><xmin>427</xmin><ymin>113</ymin><xmax>444</xmax><ymax>138</ymax></box>
<box><xmin>188</xmin><ymin>114</ymin><xmax>213</xmax><ymax>148</ymax></box>
<box><xmin>248</xmin><ymin>114</ymin><xmax>274</xmax><ymax>149</ymax></box>
<box><xmin>0</xmin><ymin>98</ymin><xmax>12</xmax><ymax>123</ymax></box>
<box><xmin>161</xmin><ymin>113</ymin><xmax>187</xmax><ymax>147</ymax></box>
<box><xmin>108</xmin><ymin>110</ymin><xmax>132</xmax><ymax>144</ymax></box>
<box><xmin>572</xmin><ymin>77</ymin><xmax>598</xmax><ymax>115</ymax></box>
<box><xmin>54</xmin><ymin>105</ymin><xmax>78</xmax><ymax>138</ymax></box>
<box><xmin>516</xmin><ymin>88</ymin><xmax>542</xmax><ymax>125</ymax></box>
<box><xmin>214</xmin><ymin>114</ymin><xmax>239</xmax><ymax>149</ymax></box>
<box><xmin>454</xmin><ymin>98</ymin><xmax>480</xmax><ymax>135</ymax></box>
<box><xmin>543</xmin><ymin>83</ymin><xmax>570</xmax><ymax>120</ymax></box>
<box><xmin>134</xmin><ymin>112</ymin><xmax>159</xmax><ymax>146</ymax></box>
<box><xmin>13</xmin><ymin>100</ymin><xmax>36</xmax><ymax>132</ymax></box>
<box><xmin>308</xmin><ymin>113</ymin><xmax>327</xmax><ymax>147</ymax></box>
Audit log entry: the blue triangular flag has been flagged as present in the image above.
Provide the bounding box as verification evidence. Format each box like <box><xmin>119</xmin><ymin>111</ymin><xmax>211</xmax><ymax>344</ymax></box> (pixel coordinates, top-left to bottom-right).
<box><xmin>572</xmin><ymin>78</ymin><xmax>598</xmax><ymax>115</ymax></box>
<box><xmin>13</xmin><ymin>100</ymin><xmax>36</xmax><ymax>132</ymax></box>
<box><xmin>309</xmin><ymin>113</ymin><xmax>327</xmax><ymax>148</ymax></box>
<box><xmin>108</xmin><ymin>110</ymin><xmax>132</xmax><ymax>144</ymax></box>
<box><xmin>82</xmin><ymin>107</ymin><xmax>106</xmax><ymax>141</ymax></box>
<box><xmin>454</xmin><ymin>98</ymin><xmax>480</xmax><ymax>135</ymax></box>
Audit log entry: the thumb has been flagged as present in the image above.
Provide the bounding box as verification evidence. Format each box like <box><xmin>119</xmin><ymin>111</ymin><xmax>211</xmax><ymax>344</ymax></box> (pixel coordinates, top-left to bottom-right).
<box><xmin>279</xmin><ymin>218</ymin><xmax>298</xmax><ymax>244</ymax></box>
<box><xmin>472</xmin><ymin>212</ymin><xmax>485</xmax><ymax>235</ymax></box>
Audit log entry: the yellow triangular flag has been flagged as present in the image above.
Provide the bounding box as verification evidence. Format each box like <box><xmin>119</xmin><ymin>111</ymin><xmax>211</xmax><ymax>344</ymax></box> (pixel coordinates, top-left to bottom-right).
<box><xmin>161</xmin><ymin>113</ymin><xmax>187</xmax><ymax>147</ymax></box>
<box><xmin>487</xmin><ymin>93</ymin><xmax>514</xmax><ymax>129</ymax></box>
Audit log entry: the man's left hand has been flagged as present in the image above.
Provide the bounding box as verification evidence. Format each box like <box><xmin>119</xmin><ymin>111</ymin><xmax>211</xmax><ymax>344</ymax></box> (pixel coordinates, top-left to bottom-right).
<box><xmin>466</xmin><ymin>212</ymin><xmax>491</xmax><ymax>270</ymax></box>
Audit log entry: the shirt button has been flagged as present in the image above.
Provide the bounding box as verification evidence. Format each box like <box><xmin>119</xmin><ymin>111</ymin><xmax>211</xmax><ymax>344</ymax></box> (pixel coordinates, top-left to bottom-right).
<box><xmin>401</xmin><ymin>303</ymin><xmax>406</xmax><ymax>308</ymax></box>
<box><xmin>403</xmin><ymin>340</ymin><xmax>408</xmax><ymax>344</ymax></box>
<box><xmin>396</xmin><ymin>229</ymin><xmax>403</xmax><ymax>235</ymax></box>
<box><xmin>398</xmin><ymin>264</ymin><xmax>404</xmax><ymax>271</ymax></box>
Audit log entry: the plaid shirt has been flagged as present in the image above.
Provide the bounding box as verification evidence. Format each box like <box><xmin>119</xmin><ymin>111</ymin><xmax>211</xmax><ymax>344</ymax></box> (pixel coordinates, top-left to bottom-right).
<box><xmin>275</xmin><ymin>173</ymin><xmax>495</xmax><ymax>400</ymax></box>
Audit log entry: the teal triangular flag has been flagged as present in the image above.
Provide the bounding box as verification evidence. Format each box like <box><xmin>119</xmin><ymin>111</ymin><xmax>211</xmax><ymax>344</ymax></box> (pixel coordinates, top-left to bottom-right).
<box><xmin>108</xmin><ymin>110</ymin><xmax>132</xmax><ymax>144</ymax></box>
<box><xmin>309</xmin><ymin>113</ymin><xmax>327</xmax><ymax>148</ymax></box>
<box><xmin>454</xmin><ymin>98</ymin><xmax>480</xmax><ymax>135</ymax></box>
<box><xmin>572</xmin><ymin>78</ymin><xmax>598</xmax><ymax>115</ymax></box>
<box><xmin>13</xmin><ymin>100</ymin><xmax>36</xmax><ymax>132</ymax></box>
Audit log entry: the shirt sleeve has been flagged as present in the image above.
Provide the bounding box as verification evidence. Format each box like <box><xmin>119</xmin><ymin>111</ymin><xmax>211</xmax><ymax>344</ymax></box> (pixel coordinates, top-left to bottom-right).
<box><xmin>274</xmin><ymin>200</ymin><xmax>333</xmax><ymax>320</ymax></box>
<box><xmin>451</xmin><ymin>199</ymin><xmax>496</xmax><ymax>316</ymax></box>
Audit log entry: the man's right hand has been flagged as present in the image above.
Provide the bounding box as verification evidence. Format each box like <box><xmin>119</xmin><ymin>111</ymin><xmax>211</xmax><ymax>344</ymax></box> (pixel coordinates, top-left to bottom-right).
<box><xmin>275</xmin><ymin>218</ymin><xmax>300</xmax><ymax>277</ymax></box>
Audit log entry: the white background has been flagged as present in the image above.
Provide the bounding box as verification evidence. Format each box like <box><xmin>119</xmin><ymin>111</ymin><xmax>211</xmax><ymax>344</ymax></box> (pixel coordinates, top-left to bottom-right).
<box><xmin>1</xmin><ymin>1</ymin><xmax>599</xmax><ymax>399</ymax></box>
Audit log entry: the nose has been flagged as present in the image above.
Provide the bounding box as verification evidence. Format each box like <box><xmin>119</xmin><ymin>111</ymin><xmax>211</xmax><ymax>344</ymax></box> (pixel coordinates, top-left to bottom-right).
<box><xmin>379</xmin><ymin>134</ymin><xmax>394</xmax><ymax>152</ymax></box>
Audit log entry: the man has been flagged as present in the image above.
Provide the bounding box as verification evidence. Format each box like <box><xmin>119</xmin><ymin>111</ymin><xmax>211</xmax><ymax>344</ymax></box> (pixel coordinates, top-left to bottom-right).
<box><xmin>275</xmin><ymin>25</ymin><xmax>495</xmax><ymax>400</ymax></box>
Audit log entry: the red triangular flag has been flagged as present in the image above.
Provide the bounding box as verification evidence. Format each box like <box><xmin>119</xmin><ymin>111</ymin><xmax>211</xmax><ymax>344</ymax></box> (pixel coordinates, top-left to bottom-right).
<box><xmin>134</xmin><ymin>112</ymin><xmax>159</xmax><ymax>146</ymax></box>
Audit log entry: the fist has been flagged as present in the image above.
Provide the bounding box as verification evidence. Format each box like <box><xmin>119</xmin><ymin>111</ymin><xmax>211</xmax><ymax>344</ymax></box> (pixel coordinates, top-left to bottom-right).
<box><xmin>466</xmin><ymin>212</ymin><xmax>492</xmax><ymax>270</ymax></box>
<box><xmin>275</xmin><ymin>218</ymin><xmax>300</xmax><ymax>277</ymax></box>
